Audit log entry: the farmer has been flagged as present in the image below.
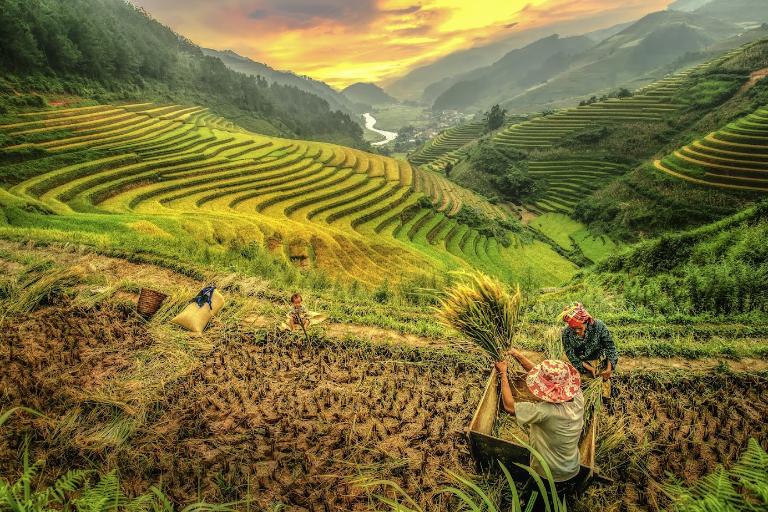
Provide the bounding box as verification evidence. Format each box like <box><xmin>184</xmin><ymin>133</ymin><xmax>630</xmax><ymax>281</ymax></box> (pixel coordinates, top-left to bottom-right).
<box><xmin>561</xmin><ymin>303</ymin><xmax>618</xmax><ymax>399</ymax></box>
<box><xmin>495</xmin><ymin>351</ymin><xmax>584</xmax><ymax>507</ymax></box>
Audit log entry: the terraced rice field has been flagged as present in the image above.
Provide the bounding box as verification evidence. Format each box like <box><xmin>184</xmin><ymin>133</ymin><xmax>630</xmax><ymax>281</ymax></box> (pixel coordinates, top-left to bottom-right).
<box><xmin>526</xmin><ymin>160</ymin><xmax>627</xmax><ymax>214</ymax></box>
<box><xmin>492</xmin><ymin>79</ymin><xmax>690</xmax><ymax>153</ymax></box>
<box><xmin>0</xmin><ymin>103</ymin><xmax>575</xmax><ymax>286</ymax></box>
<box><xmin>529</xmin><ymin>213</ymin><xmax>618</xmax><ymax>262</ymax></box>
<box><xmin>654</xmin><ymin>105</ymin><xmax>768</xmax><ymax>193</ymax></box>
<box><xmin>408</xmin><ymin>121</ymin><xmax>485</xmax><ymax>167</ymax></box>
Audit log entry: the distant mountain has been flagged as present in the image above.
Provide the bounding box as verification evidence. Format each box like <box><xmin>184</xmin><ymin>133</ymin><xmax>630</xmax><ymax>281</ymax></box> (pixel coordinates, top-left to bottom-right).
<box><xmin>694</xmin><ymin>0</ymin><xmax>768</xmax><ymax>26</ymax></box>
<box><xmin>583</xmin><ymin>21</ymin><xmax>636</xmax><ymax>43</ymax></box>
<box><xmin>431</xmin><ymin>35</ymin><xmax>595</xmax><ymax>111</ymax></box>
<box><xmin>341</xmin><ymin>83</ymin><xmax>397</xmax><ymax>107</ymax></box>
<box><xmin>497</xmin><ymin>10</ymin><xmax>739</xmax><ymax>113</ymax></box>
<box><xmin>419</xmin><ymin>24</ymin><xmax>633</xmax><ymax>105</ymax></box>
<box><xmin>667</xmin><ymin>0</ymin><xmax>713</xmax><ymax>11</ymax></box>
<box><xmin>202</xmin><ymin>48</ymin><xmax>358</xmax><ymax>116</ymax></box>
<box><xmin>384</xmin><ymin>30</ymin><xmax>564</xmax><ymax>102</ymax></box>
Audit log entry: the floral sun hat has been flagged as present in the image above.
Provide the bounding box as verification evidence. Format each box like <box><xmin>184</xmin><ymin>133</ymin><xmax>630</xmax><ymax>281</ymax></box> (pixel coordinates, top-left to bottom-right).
<box><xmin>526</xmin><ymin>359</ymin><xmax>581</xmax><ymax>403</ymax></box>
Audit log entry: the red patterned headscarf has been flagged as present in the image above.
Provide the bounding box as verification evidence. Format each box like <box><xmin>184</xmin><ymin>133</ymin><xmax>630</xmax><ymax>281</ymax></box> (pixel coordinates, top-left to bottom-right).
<box><xmin>562</xmin><ymin>303</ymin><xmax>593</xmax><ymax>330</ymax></box>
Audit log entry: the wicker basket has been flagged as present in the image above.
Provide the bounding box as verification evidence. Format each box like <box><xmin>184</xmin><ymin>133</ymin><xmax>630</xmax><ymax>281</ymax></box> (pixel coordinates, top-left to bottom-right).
<box><xmin>137</xmin><ymin>288</ymin><xmax>168</xmax><ymax>318</ymax></box>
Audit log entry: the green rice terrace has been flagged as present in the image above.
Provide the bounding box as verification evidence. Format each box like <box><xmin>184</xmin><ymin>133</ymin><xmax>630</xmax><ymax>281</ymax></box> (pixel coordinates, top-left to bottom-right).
<box><xmin>408</xmin><ymin>120</ymin><xmax>485</xmax><ymax>166</ymax></box>
<box><xmin>0</xmin><ymin>102</ymin><xmax>572</xmax><ymax>288</ymax></box>
<box><xmin>655</xmin><ymin>104</ymin><xmax>768</xmax><ymax>192</ymax></box>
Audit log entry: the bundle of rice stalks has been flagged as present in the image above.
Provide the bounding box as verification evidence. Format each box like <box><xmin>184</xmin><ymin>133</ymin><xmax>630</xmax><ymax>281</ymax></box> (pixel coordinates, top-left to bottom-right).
<box><xmin>437</xmin><ymin>272</ymin><xmax>522</xmax><ymax>361</ymax></box>
<box><xmin>582</xmin><ymin>378</ymin><xmax>604</xmax><ymax>431</ymax></box>
<box><xmin>2</xmin><ymin>264</ymin><xmax>84</xmax><ymax>317</ymax></box>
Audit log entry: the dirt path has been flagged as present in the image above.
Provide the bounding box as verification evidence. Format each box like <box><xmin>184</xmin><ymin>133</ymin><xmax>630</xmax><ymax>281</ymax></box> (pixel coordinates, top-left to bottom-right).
<box><xmin>3</xmin><ymin>240</ymin><xmax>767</xmax><ymax>374</ymax></box>
<box><xmin>738</xmin><ymin>66</ymin><xmax>768</xmax><ymax>95</ymax></box>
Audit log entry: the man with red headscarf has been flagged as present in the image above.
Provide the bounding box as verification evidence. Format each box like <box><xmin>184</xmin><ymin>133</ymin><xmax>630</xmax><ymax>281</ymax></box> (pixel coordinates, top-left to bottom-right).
<box><xmin>561</xmin><ymin>303</ymin><xmax>618</xmax><ymax>396</ymax></box>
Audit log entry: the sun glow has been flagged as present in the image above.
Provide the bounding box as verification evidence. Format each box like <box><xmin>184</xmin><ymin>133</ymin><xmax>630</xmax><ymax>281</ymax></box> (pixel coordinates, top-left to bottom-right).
<box><xmin>131</xmin><ymin>0</ymin><xmax>670</xmax><ymax>88</ymax></box>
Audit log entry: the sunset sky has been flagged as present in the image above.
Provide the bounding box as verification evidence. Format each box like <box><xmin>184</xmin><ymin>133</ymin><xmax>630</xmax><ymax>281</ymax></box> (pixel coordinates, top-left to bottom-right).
<box><xmin>130</xmin><ymin>0</ymin><xmax>672</xmax><ymax>89</ymax></box>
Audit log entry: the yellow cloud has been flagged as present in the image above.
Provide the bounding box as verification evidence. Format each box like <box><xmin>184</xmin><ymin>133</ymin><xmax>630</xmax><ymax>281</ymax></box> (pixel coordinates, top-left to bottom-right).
<box><xmin>132</xmin><ymin>0</ymin><xmax>671</xmax><ymax>89</ymax></box>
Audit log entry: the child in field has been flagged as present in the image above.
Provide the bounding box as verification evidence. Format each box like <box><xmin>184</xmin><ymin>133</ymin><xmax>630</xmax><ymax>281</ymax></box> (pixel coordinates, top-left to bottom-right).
<box><xmin>281</xmin><ymin>293</ymin><xmax>327</xmax><ymax>332</ymax></box>
<box><xmin>287</xmin><ymin>293</ymin><xmax>310</xmax><ymax>331</ymax></box>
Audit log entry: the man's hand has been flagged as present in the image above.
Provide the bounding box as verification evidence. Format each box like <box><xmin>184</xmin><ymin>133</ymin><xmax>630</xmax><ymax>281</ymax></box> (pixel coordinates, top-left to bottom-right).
<box><xmin>495</xmin><ymin>360</ymin><xmax>508</xmax><ymax>375</ymax></box>
<box><xmin>600</xmin><ymin>362</ymin><xmax>613</xmax><ymax>380</ymax></box>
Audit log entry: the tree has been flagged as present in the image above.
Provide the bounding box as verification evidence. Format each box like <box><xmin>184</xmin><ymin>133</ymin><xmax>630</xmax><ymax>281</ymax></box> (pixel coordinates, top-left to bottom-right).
<box><xmin>495</xmin><ymin>167</ymin><xmax>539</xmax><ymax>200</ymax></box>
<box><xmin>444</xmin><ymin>161</ymin><xmax>453</xmax><ymax>178</ymax></box>
<box><xmin>616</xmin><ymin>88</ymin><xmax>633</xmax><ymax>98</ymax></box>
<box><xmin>469</xmin><ymin>142</ymin><xmax>511</xmax><ymax>176</ymax></box>
<box><xmin>484</xmin><ymin>104</ymin><xmax>506</xmax><ymax>131</ymax></box>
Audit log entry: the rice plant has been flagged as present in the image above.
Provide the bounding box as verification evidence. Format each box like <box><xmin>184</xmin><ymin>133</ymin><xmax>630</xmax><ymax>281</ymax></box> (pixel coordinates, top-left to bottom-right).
<box><xmin>437</xmin><ymin>272</ymin><xmax>522</xmax><ymax>361</ymax></box>
<box><xmin>1</xmin><ymin>264</ymin><xmax>83</xmax><ymax>317</ymax></box>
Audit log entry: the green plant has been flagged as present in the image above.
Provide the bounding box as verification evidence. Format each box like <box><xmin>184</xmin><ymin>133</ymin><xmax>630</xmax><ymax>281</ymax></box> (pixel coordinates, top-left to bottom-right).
<box><xmin>0</xmin><ymin>407</ymin><xmax>236</xmax><ymax>512</ymax></box>
<box><xmin>356</xmin><ymin>441</ymin><xmax>569</xmax><ymax>512</ymax></box>
<box><xmin>662</xmin><ymin>438</ymin><xmax>768</xmax><ymax>511</ymax></box>
<box><xmin>438</xmin><ymin>272</ymin><xmax>522</xmax><ymax>361</ymax></box>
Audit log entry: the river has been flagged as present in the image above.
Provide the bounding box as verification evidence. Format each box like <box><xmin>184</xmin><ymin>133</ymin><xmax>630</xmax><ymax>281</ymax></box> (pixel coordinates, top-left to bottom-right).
<box><xmin>363</xmin><ymin>112</ymin><xmax>398</xmax><ymax>146</ymax></box>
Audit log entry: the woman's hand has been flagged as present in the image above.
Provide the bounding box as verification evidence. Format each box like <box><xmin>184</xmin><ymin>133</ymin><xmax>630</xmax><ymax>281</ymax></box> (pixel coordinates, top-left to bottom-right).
<box><xmin>583</xmin><ymin>362</ymin><xmax>597</xmax><ymax>378</ymax></box>
<box><xmin>600</xmin><ymin>362</ymin><xmax>613</xmax><ymax>379</ymax></box>
<box><xmin>494</xmin><ymin>360</ymin><xmax>508</xmax><ymax>375</ymax></box>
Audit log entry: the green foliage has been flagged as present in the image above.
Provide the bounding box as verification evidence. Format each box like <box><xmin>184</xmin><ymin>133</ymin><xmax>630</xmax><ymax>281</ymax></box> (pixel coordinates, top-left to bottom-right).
<box><xmin>469</xmin><ymin>142</ymin><xmax>514</xmax><ymax>176</ymax></box>
<box><xmin>595</xmin><ymin>202</ymin><xmax>768</xmax><ymax>316</ymax></box>
<box><xmin>453</xmin><ymin>206</ymin><xmax>522</xmax><ymax>243</ymax></box>
<box><xmin>663</xmin><ymin>438</ymin><xmax>768</xmax><ymax>512</ymax></box>
<box><xmin>674</xmin><ymin>73</ymin><xmax>744</xmax><ymax>108</ymax></box>
<box><xmin>494</xmin><ymin>166</ymin><xmax>540</xmax><ymax>202</ymax></box>
<box><xmin>485</xmin><ymin>105</ymin><xmax>507</xmax><ymax>132</ymax></box>
<box><xmin>357</xmin><ymin>448</ymin><xmax>568</xmax><ymax>512</ymax></box>
<box><xmin>0</xmin><ymin>408</ymin><xmax>236</xmax><ymax>512</ymax></box>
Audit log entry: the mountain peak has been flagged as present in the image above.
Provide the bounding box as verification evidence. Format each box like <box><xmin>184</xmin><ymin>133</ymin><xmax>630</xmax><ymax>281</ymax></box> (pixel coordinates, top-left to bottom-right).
<box><xmin>341</xmin><ymin>83</ymin><xmax>397</xmax><ymax>106</ymax></box>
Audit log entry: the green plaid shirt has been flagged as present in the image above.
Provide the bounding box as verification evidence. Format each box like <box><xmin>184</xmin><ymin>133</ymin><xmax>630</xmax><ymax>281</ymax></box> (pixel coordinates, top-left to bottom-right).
<box><xmin>562</xmin><ymin>319</ymin><xmax>618</xmax><ymax>373</ymax></box>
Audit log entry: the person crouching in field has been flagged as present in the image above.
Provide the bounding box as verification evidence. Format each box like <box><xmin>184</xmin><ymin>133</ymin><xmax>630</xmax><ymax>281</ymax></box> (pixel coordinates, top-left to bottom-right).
<box><xmin>286</xmin><ymin>293</ymin><xmax>310</xmax><ymax>331</ymax></box>
<box><xmin>561</xmin><ymin>303</ymin><xmax>618</xmax><ymax>400</ymax></box>
<box><xmin>495</xmin><ymin>351</ymin><xmax>584</xmax><ymax>510</ymax></box>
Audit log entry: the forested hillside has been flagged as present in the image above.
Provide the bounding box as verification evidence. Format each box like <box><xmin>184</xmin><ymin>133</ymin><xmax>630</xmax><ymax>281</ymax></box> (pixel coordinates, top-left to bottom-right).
<box><xmin>0</xmin><ymin>0</ymin><xmax>365</xmax><ymax>147</ymax></box>
<box><xmin>580</xmin><ymin>39</ymin><xmax>768</xmax><ymax>237</ymax></box>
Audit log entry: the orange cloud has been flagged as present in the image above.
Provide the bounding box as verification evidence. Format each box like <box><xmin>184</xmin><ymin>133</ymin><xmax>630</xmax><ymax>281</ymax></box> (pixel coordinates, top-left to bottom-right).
<box><xmin>131</xmin><ymin>0</ymin><xmax>671</xmax><ymax>88</ymax></box>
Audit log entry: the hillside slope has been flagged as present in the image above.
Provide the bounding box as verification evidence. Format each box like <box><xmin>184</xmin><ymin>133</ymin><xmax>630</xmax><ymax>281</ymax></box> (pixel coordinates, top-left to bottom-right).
<box><xmin>201</xmin><ymin>48</ymin><xmax>359</xmax><ymax>117</ymax></box>
<box><xmin>0</xmin><ymin>0</ymin><xmax>364</xmax><ymax>147</ymax></box>
<box><xmin>432</xmin><ymin>35</ymin><xmax>595</xmax><ymax>112</ymax></box>
<box><xmin>341</xmin><ymin>83</ymin><xmax>397</xmax><ymax>107</ymax></box>
<box><xmin>579</xmin><ymin>38</ymin><xmax>768</xmax><ymax>238</ymax></box>
<box><xmin>593</xmin><ymin>201</ymin><xmax>768</xmax><ymax>317</ymax></box>
<box><xmin>0</xmin><ymin>100</ymin><xmax>575</xmax><ymax>289</ymax></box>
<box><xmin>432</xmin><ymin>10</ymin><xmax>740</xmax><ymax>113</ymax></box>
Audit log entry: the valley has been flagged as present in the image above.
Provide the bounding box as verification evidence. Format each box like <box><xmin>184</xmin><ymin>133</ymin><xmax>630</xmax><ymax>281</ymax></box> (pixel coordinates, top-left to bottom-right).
<box><xmin>0</xmin><ymin>1</ymin><xmax>766</xmax><ymax>512</ymax></box>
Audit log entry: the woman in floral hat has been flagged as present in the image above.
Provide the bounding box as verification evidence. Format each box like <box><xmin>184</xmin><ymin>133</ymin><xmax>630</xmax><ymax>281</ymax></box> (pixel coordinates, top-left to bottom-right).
<box><xmin>495</xmin><ymin>350</ymin><xmax>584</xmax><ymax>499</ymax></box>
<box><xmin>561</xmin><ymin>303</ymin><xmax>618</xmax><ymax>398</ymax></box>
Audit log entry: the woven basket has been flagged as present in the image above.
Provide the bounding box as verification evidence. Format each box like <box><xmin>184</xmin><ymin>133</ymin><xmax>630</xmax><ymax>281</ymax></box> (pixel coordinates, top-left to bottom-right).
<box><xmin>137</xmin><ymin>288</ymin><xmax>168</xmax><ymax>317</ymax></box>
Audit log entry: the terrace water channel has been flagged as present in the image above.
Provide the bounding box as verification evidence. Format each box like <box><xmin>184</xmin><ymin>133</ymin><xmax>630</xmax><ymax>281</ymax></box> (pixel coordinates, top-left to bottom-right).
<box><xmin>364</xmin><ymin>112</ymin><xmax>397</xmax><ymax>146</ymax></box>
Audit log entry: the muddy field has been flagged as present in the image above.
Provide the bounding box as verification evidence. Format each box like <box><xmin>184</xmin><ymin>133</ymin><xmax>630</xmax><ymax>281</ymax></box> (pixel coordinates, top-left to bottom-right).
<box><xmin>1</xmin><ymin>306</ymin><xmax>767</xmax><ymax>511</ymax></box>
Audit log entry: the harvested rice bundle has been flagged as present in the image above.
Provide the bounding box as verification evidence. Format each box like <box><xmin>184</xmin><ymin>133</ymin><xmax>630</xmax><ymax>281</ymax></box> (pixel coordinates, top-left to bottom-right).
<box><xmin>437</xmin><ymin>272</ymin><xmax>522</xmax><ymax>361</ymax></box>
